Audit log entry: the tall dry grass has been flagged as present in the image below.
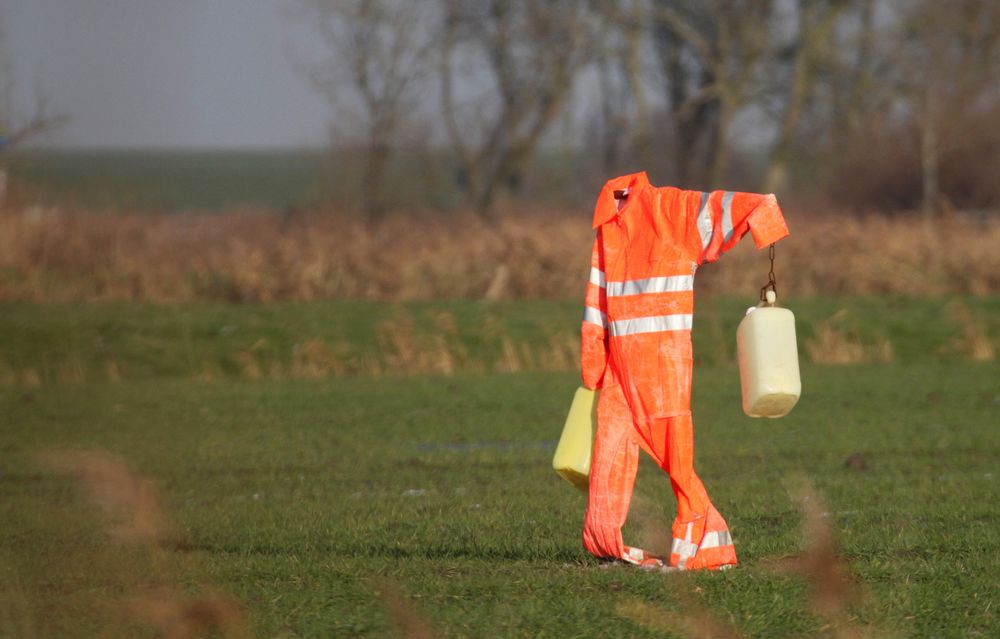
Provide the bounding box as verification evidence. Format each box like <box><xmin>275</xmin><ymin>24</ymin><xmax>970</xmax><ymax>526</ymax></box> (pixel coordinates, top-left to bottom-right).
<box><xmin>805</xmin><ymin>310</ymin><xmax>895</xmax><ymax>365</ymax></box>
<box><xmin>945</xmin><ymin>299</ymin><xmax>996</xmax><ymax>361</ymax></box>
<box><xmin>1</xmin><ymin>205</ymin><xmax>998</xmax><ymax>302</ymax></box>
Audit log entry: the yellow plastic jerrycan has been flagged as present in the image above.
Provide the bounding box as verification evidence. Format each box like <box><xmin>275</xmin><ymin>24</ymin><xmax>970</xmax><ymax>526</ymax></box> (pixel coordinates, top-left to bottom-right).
<box><xmin>736</xmin><ymin>290</ymin><xmax>801</xmax><ymax>418</ymax></box>
<box><xmin>552</xmin><ymin>387</ymin><xmax>598</xmax><ymax>491</ymax></box>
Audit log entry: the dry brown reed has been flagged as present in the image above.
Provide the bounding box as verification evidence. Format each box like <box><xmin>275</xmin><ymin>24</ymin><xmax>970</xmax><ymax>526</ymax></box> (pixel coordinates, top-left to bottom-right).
<box><xmin>805</xmin><ymin>310</ymin><xmax>895</xmax><ymax>365</ymax></box>
<box><xmin>38</xmin><ymin>448</ymin><xmax>251</xmax><ymax>639</ymax></box>
<box><xmin>372</xmin><ymin>579</ymin><xmax>439</xmax><ymax>639</ymax></box>
<box><xmin>41</xmin><ymin>449</ymin><xmax>167</xmax><ymax>547</ymax></box>
<box><xmin>2</xmin><ymin>205</ymin><xmax>998</xmax><ymax>303</ymax></box>
<box><xmin>291</xmin><ymin>338</ymin><xmax>349</xmax><ymax>378</ymax></box>
<box><xmin>625</xmin><ymin>492</ymin><xmax>674</xmax><ymax>561</ymax></box>
<box><xmin>493</xmin><ymin>332</ymin><xmax>579</xmax><ymax>373</ymax></box>
<box><xmin>0</xmin><ymin>585</ymin><xmax>36</xmax><ymax>639</ymax></box>
<box><xmin>945</xmin><ymin>300</ymin><xmax>996</xmax><ymax>362</ymax></box>
<box><xmin>759</xmin><ymin>486</ymin><xmax>873</xmax><ymax>639</ymax></box>
<box><xmin>615</xmin><ymin>596</ymin><xmax>748</xmax><ymax>639</ymax></box>
<box><xmin>124</xmin><ymin>590</ymin><xmax>248</xmax><ymax>639</ymax></box>
<box><xmin>377</xmin><ymin>313</ymin><xmax>473</xmax><ymax>376</ymax></box>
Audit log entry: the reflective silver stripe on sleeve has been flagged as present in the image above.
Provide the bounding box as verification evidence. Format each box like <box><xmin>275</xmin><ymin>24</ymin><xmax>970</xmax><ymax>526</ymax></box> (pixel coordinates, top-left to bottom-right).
<box><xmin>606</xmin><ymin>275</ymin><xmax>694</xmax><ymax>297</ymax></box>
<box><xmin>608</xmin><ymin>313</ymin><xmax>692</xmax><ymax>337</ymax></box>
<box><xmin>697</xmin><ymin>191</ymin><xmax>713</xmax><ymax>251</ymax></box>
<box><xmin>582</xmin><ymin>306</ymin><xmax>607</xmax><ymax>328</ymax></box>
<box><xmin>700</xmin><ymin>530</ymin><xmax>733</xmax><ymax>549</ymax></box>
<box><xmin>589</xmin><ymin>267</ymin><xmax>606</xmax><ymax>288</ymax></box>
<box><xmin>721</xmin><ymin>191</ymin><xmax>735</xmax><ymax>243</ymax></box>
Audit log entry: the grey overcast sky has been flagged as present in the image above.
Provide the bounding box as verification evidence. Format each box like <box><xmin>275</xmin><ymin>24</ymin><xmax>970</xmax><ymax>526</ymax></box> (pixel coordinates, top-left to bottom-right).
<box><xmin>3</xmin><ymin>0</ymin><xmax>333</xmax><ymax>149</ymax></box>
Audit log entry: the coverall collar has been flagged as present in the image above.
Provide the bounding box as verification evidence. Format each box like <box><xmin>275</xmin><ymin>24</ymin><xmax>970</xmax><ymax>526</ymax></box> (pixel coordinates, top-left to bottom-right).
<box><xmin>593</xmin><ymin>171</ymin><xmax>651</xmax><ymax>228</ymax></box>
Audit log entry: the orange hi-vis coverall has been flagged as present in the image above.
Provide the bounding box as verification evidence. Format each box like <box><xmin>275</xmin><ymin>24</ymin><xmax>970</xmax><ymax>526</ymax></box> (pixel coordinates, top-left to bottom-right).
<box><xmin>581</xmin><ymin>171</ymin><xmax>789</xmax><ymax>570</ymax></box>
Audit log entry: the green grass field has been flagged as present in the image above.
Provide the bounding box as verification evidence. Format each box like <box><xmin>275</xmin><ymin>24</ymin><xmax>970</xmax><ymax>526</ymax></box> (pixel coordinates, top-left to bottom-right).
<box><xmin>1</xmin><ymin>300</ymin><xmax>998</xmax><ymax>638</ymax></box>
<box><xmin>6</xmin><ymin>150</ymin><xmax>330</xmax><ymax>210</ymax></box>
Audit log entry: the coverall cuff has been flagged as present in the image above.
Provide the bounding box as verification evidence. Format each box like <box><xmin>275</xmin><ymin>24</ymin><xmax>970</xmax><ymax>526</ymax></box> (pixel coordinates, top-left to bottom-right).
<box><xmin>581</xmin><ymin>372</ymin><xmax>605</xmax><ymax>391</ymax></box>
<box><xmin>748</xmin><ymin>194</ymin><xmax>790</xmax><ymax>248</ymax></box>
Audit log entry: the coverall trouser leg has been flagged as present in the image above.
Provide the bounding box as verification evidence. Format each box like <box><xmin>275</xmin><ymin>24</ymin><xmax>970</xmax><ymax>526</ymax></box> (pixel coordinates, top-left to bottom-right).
<box><xmin>582</xmin><ymin>377</ymin><xmax>737</xmax><ymax>570</ymax></box>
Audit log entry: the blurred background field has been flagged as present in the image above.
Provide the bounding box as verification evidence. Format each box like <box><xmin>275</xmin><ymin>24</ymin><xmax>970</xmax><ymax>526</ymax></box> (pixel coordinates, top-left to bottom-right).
<box><xmin>5</xmin><ymin>150</ymin><xmax>330</xmax><ymax>211</ymax></box>
<box><xmin>2</xmin><ymin>0</ymin><xmax>999</xmax><ymax>637</ymax></box>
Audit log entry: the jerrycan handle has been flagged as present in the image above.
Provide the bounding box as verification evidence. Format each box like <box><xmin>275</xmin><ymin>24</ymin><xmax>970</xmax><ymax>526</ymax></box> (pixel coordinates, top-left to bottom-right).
<box><xmin>759</xmin><ymin>243</ymin><xmax>777</xmax><ymax>305</ymax></box>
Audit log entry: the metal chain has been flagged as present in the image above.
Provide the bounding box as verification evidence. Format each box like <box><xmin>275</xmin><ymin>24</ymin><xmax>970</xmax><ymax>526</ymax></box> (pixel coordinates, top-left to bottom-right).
<box><xmin>759</xmin><ymin>243</ymin><xmax>777</xmax><ymax>303</ymax></box>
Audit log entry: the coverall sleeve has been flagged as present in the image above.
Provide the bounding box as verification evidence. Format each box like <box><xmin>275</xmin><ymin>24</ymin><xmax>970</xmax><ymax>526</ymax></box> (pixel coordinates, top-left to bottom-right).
<box><xmin>581</xmin><ymin>235</ymin><xmax>609</xmax><ymax>390</ymax></box>
<box><xmin>696</xmin><ymin>191</ymin><xmax>789</xmax><ymax>264</ymax></box>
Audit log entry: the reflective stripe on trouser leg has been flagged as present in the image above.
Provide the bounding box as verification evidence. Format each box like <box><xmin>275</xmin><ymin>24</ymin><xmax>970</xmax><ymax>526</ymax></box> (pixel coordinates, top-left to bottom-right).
<box><xmin>670</xmin><ymin>522</ymin><xmax>698</xmax><ymax>569</ymax></box>
<box><xmin>673</xmin><ymin>505</ymin><xmax>738</xmax><ymax>571</ymax></box>
<box><xmin>640</xmin><ymin>413</ymin><xmax>737</xmax><ymax>570</ymax></box>
<box><xmin>700</xmin><ymin>530</ymin><xmax>733</xmax><ymax>549</ymax></box>
<box><xmin>582</xmin><ymin>386</ymin><xmax>737</xmax><ymax>570</ymax></box>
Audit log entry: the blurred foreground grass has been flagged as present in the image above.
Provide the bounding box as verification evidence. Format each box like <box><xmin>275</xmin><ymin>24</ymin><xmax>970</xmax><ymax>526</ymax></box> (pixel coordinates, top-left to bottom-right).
<box><xmin>1</xmin><ymin>362</ymin><xmax>997</xmax><ymax>637</ymax></box>
<box><xmin>0</xmin><ymin>297</ymin><xmax>997</xmax><ymax>387</ymax></box>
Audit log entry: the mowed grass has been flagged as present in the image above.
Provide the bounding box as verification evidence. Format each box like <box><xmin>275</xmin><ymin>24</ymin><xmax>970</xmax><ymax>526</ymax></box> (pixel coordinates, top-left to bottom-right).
<box><xmin>0</xmin><ymin>372</ymin><xmax>1000</xmax><ymax>637</ymax></box>
<box><xmin>2</xmin><ymin>353</ymin><xmax>998</xmax><ymax>635</ymax></box>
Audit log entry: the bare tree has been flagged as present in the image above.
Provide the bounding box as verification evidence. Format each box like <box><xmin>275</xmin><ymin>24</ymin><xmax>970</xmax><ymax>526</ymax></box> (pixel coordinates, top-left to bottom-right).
<box><xmin>896</xmin><ymin>0</ymin><xmax>1000</xmax><ymax>217</ymax></box>
<box><xmin>0</xmin><ymin>46</ymin><xmax>63</xmax><ymax>148</ymax></box>
<box><xmin>439</xmin><ymin>0</ymin><xmax>593</xmax><ymax>217</ymax></box>
<box><xmin>556</xmin><ymin>0</ymin><xmax>647</xmax><ymax>182</ymax></box>
<box><xmin>593</xmin><ymin>42</ymin><xmax>633</xmax><ymax>175</ymax></box>
<box><xmin>307</xmin><ymin>0</ymin><xmax>434</xmax><ymax>219</ymax></box>
<box><xmin>649</xmin><ymin>0</ymin><xmax>775</xmax><ymax>188</ymax></box>
<box><xmin>0</xmin><ymin>93</ymin><xmax>62</xmax><ymax>149</ymax></box>
<box><xmin>650</xmin><ymin>4</ymin><xmax>720</xmax><ymax>185</ymax></box>
<box><xmin>762</xmin><ymin>0</ymin><xmax>852</xmax><ymax>193</ymax></box>
<box><xmin>827</xmin><ymin>0</ymin><xmax>882</xmax><ymax>145</ymax></box>
<box><xmin>0</xmin><ymin>27</ymin><xmax>66</xmax><ymax>205</ymax></box>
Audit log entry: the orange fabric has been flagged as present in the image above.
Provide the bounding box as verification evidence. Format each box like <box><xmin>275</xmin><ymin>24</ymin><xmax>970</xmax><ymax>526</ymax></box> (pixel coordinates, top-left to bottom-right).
<box><xmin>581</xmin><ymin>236</ymin><xmax>609</xmax><ymax>390</ymax></box>
<box><xmin>580</xmin><ymin>171</ymin><xmax>788</xmax><ymax>570</ymax></box>
<box><xmin>608</xmin><ymin>291</ymin><xmax>694</xmax><ymax>321</ymax></box>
